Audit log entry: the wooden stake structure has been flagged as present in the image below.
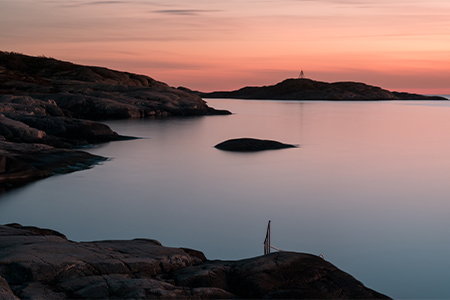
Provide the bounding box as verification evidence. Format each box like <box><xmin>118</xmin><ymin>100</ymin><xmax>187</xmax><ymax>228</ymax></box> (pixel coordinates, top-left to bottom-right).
<box><xmin>264</xmin><ymin>220</ymin><xmax>271</xmax><ymax>255</ymax></box>
<box><xmin>264</xmin><ymin>220</ymin><xmax>283</xmax><ymax>255</ymax></box>
<box><xmin>264</xmin><ymin>220</ymin><xmax>324</xmax><ymax>258</ymax></box>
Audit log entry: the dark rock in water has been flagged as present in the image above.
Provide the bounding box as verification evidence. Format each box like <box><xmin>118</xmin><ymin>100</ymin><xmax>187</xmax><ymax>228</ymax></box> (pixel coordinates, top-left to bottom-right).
<box><xmin>0</xmin><ymin>224</ymin><xmax>391</xmax><ymax>299</ymax></box>
<box><xmin>200</xmin><ymin>78</ymin><xmax>448</xmax><ymax>101</ymax></box>
<box><xmin>215</xmin><ymin>138</ymin><xmax>298</xmax><ymax>152</ymax></box>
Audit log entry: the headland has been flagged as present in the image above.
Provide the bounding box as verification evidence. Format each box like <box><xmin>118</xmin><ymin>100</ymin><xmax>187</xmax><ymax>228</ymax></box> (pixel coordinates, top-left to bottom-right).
<box><xmin>0</xmin><ymin>51</ymin><xmax>230</xmax><ymax>191</ymax></box>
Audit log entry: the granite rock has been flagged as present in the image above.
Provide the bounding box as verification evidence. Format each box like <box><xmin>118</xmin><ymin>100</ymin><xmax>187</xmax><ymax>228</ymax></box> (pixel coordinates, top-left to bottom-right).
<box><xmin>0</xmin><ymin>224</ymin><xmax>391</xmax><ymax>299</ymax></box>
<box><xmin>0</xmin><ymin>275</ymin><xmax>19</xmax><ymax>300</ymax></box>
<box><xmin>0</xmin><ymin>140</ymin><xmax>107</xmax><ymax>192</ymax></box>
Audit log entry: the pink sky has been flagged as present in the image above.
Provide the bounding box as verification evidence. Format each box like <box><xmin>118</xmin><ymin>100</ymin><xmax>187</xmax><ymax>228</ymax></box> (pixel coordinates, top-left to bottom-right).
<box><xmin>1</xmin><ymin>0</ymin><xmax>449</xmax><ymax>94</ymax></box>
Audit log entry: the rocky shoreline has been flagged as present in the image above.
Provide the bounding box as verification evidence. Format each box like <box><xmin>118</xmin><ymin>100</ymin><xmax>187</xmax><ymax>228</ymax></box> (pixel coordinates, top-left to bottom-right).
<box><xmin>0</xmin><ymin>141</ymin><xmax>107</xmax><ymax>192</ymax></box>
<box><xmin>0</xmin><ymin>51</ymin><xmax>231</xmax><ymax>191</ymax></box>
<box><xmin>0</xmin><ymin>224</ymin><xmax>391</xmax><ymax>299</ymax></box>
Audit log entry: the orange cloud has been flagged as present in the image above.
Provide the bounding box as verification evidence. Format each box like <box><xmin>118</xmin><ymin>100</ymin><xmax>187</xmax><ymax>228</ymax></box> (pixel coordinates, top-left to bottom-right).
<box><xmin>1</xmin><ymin>0</ymin><xmax>449</xmax><ymax>93</ymax></box>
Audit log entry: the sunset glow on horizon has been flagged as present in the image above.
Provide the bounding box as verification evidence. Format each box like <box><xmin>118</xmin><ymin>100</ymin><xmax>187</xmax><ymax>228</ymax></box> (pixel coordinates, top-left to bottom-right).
<box><xmin>1</xmin><ymin>0</ymin><xmax>449</xmax><ymax>94</ymax></box>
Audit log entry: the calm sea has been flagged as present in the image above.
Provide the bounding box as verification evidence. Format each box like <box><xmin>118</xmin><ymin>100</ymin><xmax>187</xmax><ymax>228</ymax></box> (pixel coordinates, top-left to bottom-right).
<box><xmin>2</xmin><ymin>98</ymin><xmax>450</xmax><ymax>299</ymax></box>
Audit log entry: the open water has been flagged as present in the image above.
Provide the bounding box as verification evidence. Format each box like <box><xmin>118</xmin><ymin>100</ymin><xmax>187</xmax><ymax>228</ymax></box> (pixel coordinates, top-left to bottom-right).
<box><xmin>2</xmin><ymin>98</ymin><xmax>450</xmax><ymax>298</ymax></box>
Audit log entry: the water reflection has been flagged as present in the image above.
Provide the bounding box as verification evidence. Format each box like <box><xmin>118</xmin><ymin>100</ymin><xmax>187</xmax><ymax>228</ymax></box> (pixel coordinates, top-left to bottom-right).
<box><xmin>1</xmin><ymin>99</ymin><xmax>450</xmax><ymax>298</ymax></box>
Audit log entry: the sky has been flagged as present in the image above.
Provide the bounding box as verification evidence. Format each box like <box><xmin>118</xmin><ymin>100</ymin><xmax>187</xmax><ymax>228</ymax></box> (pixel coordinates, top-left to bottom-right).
<box><xmin>1</xmin><ymin>0</ymin><xmax>449</xmax><ymax>94</ymax></box>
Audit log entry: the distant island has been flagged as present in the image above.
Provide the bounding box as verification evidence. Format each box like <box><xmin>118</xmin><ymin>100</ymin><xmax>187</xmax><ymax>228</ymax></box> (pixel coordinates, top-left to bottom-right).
<box><xmin>199</xmin><ymin>78</ymin><xmax>448</xmax><ymax>100</ymax></box>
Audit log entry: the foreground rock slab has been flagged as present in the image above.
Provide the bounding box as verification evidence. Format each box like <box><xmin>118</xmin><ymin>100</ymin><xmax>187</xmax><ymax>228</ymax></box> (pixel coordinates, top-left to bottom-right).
<box><xmin>215</xmin><ymin>138</ymin><xmax>298</xmax><ymax>152</ymax></box>
<box><xmin>0</xmin><ymin>224</ymin><xmax>390</xmax><ymax>299</ymax></box>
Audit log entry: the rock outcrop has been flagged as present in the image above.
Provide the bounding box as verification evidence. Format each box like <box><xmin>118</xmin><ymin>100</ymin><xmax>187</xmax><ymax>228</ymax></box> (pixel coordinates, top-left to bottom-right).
<box><xmin>0</xmin><ymin>224</ymin><xmax>390</xmax><ymax>299</ymax></box>
<box><xmin>200</xmin><ymin>78</ymin><xmax>448</xmax><ymax>100</ymax></box>
<box><xmin>215</xmin><ymin>138</ymin><xmax>298</xmax><ymax>152</ymax></box>
<box><xmin>0</xmin><ymin>104</ymin><xmax>123</xmax><ymax>191</ymax></box>
<box><xmin>0</xmin><ymin>141</ymin><xmax>107</xmax><ymax>192</ymax></box>
<box><xmin>0</xmin><ymin>51</ymin><xmax>231</xmax><ymax>191</ymax></box>
<box><xmin>0</xmin><ymin>51</ymin><xmax>231</xmax><ymax>119</ymax></box>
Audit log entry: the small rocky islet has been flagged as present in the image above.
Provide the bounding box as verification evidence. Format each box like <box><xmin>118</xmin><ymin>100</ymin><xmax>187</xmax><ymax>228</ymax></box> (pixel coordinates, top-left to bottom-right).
<box><xmin>215</xmin><ymin>138</ymin><xmax>298</xmax><ymax>152</ymax></box>
<box><xmin>0</xmin><ymin>224</ymin><xmax>391</xmax><ymax>299</ymax></box>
